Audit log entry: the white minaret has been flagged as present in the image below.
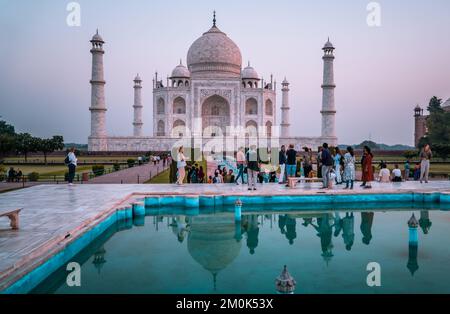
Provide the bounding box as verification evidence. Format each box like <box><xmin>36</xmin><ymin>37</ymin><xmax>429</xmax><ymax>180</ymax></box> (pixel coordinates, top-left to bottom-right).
<box><xmin>281</xmin><ymin>78</ymin><xmax>290</xmax><ymax>137</ymax></box>
<box><xmin>89</xmin><ymin>30</ymin><xmax>107</xmax><ymax>140</ymax></box>
<box><xmin>133</xmin><ymin>74</ymin><xmax>143</xmax><ymax>137</ymax></box>
<box><xmin>321</xmin><ymin>38</ymin><xmax>337</xmax><ymax>139</ymax></box>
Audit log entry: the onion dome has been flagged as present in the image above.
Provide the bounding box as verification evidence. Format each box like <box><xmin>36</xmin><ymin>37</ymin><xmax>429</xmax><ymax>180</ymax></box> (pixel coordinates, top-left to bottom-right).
<box><xmin>187</xmin><ymin>13</ymin><xmax>242</xmax><ymax>78</ymax></box>
<box><xmin>323</xmin><ymin>37</ymin><xmax>334</xmax><ymax>50</ymax></box>
<box><xmin>241</xmin><ymin>62</ymin><xmax>260</xmax><ymax>80</ymax></box>
<box><xmin>170</xmin><ymin>60</ymin><xmax>191</xmax><ymax>79</ymax></box>
<box><xmin>91</xmin><ymin>29</ymin><xmax>104</xmax><ymax>43</ymax></box>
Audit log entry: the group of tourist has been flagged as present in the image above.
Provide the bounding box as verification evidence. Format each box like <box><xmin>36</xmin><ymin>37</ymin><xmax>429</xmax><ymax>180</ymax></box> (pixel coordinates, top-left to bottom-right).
<box><xmin>6</xmin><ymin>167</ymin><xmax>23</xmax><ymax>182</ymax></box>
<box><xmin>172</xmin><ymin>143</ymin><xmax>435</xmax><ymax>189</ymax></box>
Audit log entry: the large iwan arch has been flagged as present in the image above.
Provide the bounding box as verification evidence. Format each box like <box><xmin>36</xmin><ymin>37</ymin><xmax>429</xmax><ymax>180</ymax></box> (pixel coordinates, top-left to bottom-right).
<box><xmin>202</xmin><ymin>95</ymin><xmax>230</xmax><ymax>136</ymax></box>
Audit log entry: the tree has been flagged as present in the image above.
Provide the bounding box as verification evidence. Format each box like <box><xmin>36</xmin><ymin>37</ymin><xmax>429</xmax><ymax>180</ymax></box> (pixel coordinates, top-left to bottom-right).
<box><xmin>0</xmin><ymin>120</ymin><xmax>15</xmax><ymax>136</ymax></box>
<box><xmin>0</xmin><ymin>120</ymin><xmax>17</xmax><ymax>162</ymax></box>
<box><xmin>403</xmin><ymin>150</ymin><xmax>418</xmax><ymax>160</ymax></box>
<box><xmin>426</xmin><ymin>96</ymin><xmax>450</xmax><ymax>146</ymax></box>
<box><xmin>356</xmin><ymin>140</ymin><xmax>380</xmax><ymax>150</ymax></box>
<box><xmin>36</xmin><ymin>136</ymin><xmax>65</xmax><ymax>165</ymax></box>
<box><xmin>427</xmin><ymin>96</ymin><xmax>443</xmax><ymax>113</ymax></box>
<box><xmin>15</xmin><ymin>133</ymin><xmax>38</xmax><ymax>162</ymax></box>
<box><xmin>432</xmin><ymin>143</ymin><xmax>450</xmax><ymax>161</ymax></box>
<box><xmin>0</xmin><ymin>133</ymin><xmax>16</xmax><ymax>162</ymax></box>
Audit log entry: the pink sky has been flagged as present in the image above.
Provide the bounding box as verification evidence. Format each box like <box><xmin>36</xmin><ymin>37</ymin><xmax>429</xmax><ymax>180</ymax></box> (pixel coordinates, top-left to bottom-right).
<box><xmin>1</xmin><ymin>0</ymin><xmax>449</xmax><ymax>145</ymax></box>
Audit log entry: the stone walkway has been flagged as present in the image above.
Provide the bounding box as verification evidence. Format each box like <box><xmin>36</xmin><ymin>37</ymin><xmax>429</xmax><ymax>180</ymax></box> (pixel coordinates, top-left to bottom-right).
<box><xmin>0</xmin><ymin>181</ymin><xmax>449</xmax><ymax>291</ymax></box>
<box><xmin>87</xmin><ymin>162</ymin><xmax>169</xmax><ymax>184</ymax></box>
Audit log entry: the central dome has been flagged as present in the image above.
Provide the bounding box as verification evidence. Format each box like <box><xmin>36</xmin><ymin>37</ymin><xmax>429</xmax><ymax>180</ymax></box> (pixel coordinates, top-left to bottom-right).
<box><xmin>187</xmin><ymin>25</ymin><xmax>242</xmax><ymax>78</ymax></box>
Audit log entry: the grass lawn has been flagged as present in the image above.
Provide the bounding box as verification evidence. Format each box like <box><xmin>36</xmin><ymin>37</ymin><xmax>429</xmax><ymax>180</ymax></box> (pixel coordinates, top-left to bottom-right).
<box><xmin>146</xmin><ymin>169</ymin><xmax>170</xmax><ymax>184</ymax></box>
<box><xmin>4</xmin><ymin>155</ymin><xmax>142</xmax><ymax>164</ymax></box>
<box><xmin>3</xmin><ymin>164</ymin><xmax>114</xmax><ymax>176</ymax></box>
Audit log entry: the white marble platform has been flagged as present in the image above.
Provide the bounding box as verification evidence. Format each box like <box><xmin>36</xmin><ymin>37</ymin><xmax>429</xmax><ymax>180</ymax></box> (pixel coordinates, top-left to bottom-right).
<box><xmin>0</xmin><ymin>181</ymin><xmax>449</xmax><ymax>291</ymax></box>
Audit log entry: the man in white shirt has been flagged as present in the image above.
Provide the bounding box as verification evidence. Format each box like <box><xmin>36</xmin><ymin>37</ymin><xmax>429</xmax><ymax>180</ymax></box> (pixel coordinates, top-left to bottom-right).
<box><xmin>67</xmin><ymin>147</ymin><xmax>78</xmax><ymax>186</ymax></box>
<box><xmin>392</xmin><ymin>164</ymin><xmax>402</xmax><ymax>182</ymax></box>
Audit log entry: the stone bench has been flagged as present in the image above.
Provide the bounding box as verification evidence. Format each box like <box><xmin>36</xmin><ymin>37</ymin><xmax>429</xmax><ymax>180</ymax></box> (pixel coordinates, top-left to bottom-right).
<box><xmin>0</xmin><ymin>208</ymin><xmax>22</xmax><ymax>230</ymax></box>
<box><xmin>287</xmin><ymin>177</ymin><xmax>323</xmax><ymax>188</ymax></box>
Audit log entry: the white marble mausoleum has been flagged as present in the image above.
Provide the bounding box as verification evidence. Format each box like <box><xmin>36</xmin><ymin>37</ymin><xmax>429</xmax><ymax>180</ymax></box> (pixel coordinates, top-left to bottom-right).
<box><xmin>88</xmin><ymin>14</ymin><xmax>338</xmax><ymax>152</ymax></box>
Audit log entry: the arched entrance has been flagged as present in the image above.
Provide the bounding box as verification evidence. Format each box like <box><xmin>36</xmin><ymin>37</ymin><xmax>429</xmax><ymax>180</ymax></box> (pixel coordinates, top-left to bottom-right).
<box><xmin>202</xmin><ymin>95</ymin><xmax>230</xmax><ymax>136</ymax></box>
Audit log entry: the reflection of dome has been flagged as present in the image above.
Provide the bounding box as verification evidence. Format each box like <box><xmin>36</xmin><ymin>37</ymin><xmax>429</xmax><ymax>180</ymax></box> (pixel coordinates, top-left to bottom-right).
<box><xmin>187</xmin><ymin>23</ymin><xmax>242</xmax><ymax>78</ymax></box>
<box><xmin>241</xmin><ymin>63</ymin><xmax>259</xmax><ymax>80</ymax></box>
<box><xmin>171</xmin><ymin>61</ymin><xmax>191</xmax><ymax>79</ymax></box>
<box><xmin>188</xmin><ymin>215</ymin><xmax>242</xmax><ymax>288</ymax></box>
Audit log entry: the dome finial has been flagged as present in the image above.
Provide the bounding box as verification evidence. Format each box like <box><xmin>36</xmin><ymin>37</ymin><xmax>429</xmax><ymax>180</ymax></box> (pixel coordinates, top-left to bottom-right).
<box><xmin>213</xmin><ymin>10</ymin><xmax>216</xmax><ymax>27</ymax></box>
<box><xmin>180</xmin><ymin>58</ymin><xmax>182</xmax><ymax>65</ymax></box>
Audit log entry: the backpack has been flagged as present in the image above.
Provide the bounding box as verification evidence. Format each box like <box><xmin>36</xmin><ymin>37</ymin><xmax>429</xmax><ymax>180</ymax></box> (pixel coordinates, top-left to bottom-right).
<box><xmin>64</xmin><ymin>155</ymin><xmax>70</xmax><ymax>165</ymax></box>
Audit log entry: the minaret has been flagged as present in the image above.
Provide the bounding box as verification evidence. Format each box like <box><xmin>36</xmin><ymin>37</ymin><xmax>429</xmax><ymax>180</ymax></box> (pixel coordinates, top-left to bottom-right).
<box><xmin>89</xmin><ymin>30</ymin><xmax>107</xmax><ymax>142</ymax></box>
<box><xmin>281</xmin><ymin>78</ymin><xmax>290</xmax><ymax>137</ymax></box>
<box><xmin>321</xmin><ymin>38</ymin><xmax>337</xmax><ymax>139</ymax></box>
<box><xmin>414</xmin><ymin>105</ymin><xmax>425</xmax><ymax>147</ymax></box>
<box><xmin>133</xmin><ymin>74</ymin><xmax>143</xmax><ymax>137</ymax></box>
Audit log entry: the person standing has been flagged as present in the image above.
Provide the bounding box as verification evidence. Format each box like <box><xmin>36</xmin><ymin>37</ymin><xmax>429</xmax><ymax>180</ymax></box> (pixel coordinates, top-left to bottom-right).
<box><xmin>176</xmin><ymin>146</ymin><xmax>187</xmax><ymax>185</ymax></box>
<box><xmin>246</xmin><ymin>145</ymin><xmax>260</xmax><ymax>191</ymax></box>
<box><xmin>334</xmin><ymin>147</ymin><xmax>343</xmax><ymax>184</ymax></box>
<box><xmin>66</xmin><ymin>147</ymin><xmax>77</xmax><ymax>186</ymax></box>
<box><xmin>278</xmin><ymin>145</ymin><xmax>287</xmax><ymax>184</ymax></box>
<box><xmin>285</xmin><ymin>144</ymin><xmax>297</xmax><ymax>186</ymax></box>
<box><xmin>303</xmin><ymin>147</ymin><xmax>313</xmax><ymax>178</ymax></box>
<box><xmin>317</xmin><ymin>147</ymin><xmax>323</xmax><ymax>178</ymax></box>
<box><xmin>361</xmin><ymin>146</ymin><xmax>374</xmax><ymax>189</ymax></box>
<box><xmin>198</xmin><ymin>166</ymin><xmax>205</xmax><ymax>183</ymax></box>
<box><xmin>235</xmin><ymin>147</ymin><xmax>246</xmax><ymax>185</ymax></box>
<box><xmin>404</xmin><ymin>160</ymin><xmax>410</xmax><ymax>181</ymax></box>
<box><xmin>320</xmin><ymin>143</ymin><xmax>334</xmax><ymax>189</ymax></box>
<box><xmin>419</xmin><ymin>144</ymin><xmax>432</xmax><ymax>184</ymax></box>
<box><xmin>343</xmin><ymin>146</ymin><xmax>356</xmax><ymax>189</ymax></box>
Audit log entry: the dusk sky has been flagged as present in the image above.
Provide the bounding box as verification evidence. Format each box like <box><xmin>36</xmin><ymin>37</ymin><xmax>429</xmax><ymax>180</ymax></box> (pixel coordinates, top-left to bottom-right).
<box><xmin>1</xmin><ymin>0</ymin><xmax>449</xmax><ymax>145</ymax></box>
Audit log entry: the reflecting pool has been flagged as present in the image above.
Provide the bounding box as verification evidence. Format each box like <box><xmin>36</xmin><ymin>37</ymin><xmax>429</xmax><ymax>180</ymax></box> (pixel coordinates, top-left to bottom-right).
<box><xmin>32</xmin><ymin>206</ymin><xmax>450</xmax><ymax>294</ymax></box>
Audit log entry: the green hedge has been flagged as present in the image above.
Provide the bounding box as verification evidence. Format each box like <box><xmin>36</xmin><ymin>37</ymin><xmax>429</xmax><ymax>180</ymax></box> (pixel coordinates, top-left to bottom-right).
<box><xmin>28</xmin><ymin>172</ymin><xmax>40</xmax><ymax>182</ymax></box>
<box><xmin>92</xmin><ymin>165</ymin><xmax>105</xmax><ymax>177</ymax></box>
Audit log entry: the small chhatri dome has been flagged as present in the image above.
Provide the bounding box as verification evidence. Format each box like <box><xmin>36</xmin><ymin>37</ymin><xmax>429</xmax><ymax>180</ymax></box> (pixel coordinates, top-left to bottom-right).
<box><xmin>241</xmin><ymin>62</ymin><xmax>260</xmax><ymax>80</ymax></box>
<box><xmin>323</xmin><ymin>37</ymin><xmax>334</xmax><ymax>49</ymax></box>
<box><xmin>134</xmin><ymin>73</ymin><xmax>142</xmax><ymax>82</ymax></box>
<box><xmin>408</xmin><ymin>214</ymin><xmax>419</xmax><ymax>228</ymax></box>
<box><xmin>91</xmin><ymin>29</ymin><xmax>104</xmax><ymax>43</ymax></box>
<box><xmin>171</xmin><ymin>60</ymin><xmax>191</xmax><ymax>79</ymax></box>
<box><xmin>282</xmin><ymin>77</ymin><xmax>289</xmax><ymax>84</ymax></box>
<box><xmin>187</xmin><ymin>12</ymin><xmax>242</xmax><ymax>78</ymax></box>
<box><xmin>275</xmin><ymin>265</ymin><xmax>296</xmax><ymax>294</ymax></box>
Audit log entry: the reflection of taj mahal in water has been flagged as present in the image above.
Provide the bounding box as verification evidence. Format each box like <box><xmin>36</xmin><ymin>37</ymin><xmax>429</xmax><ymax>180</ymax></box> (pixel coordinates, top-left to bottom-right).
<box><xmin>88</xmin><ymin>13</ymin><xmax>338</xmax><ymax>152</ymax></box>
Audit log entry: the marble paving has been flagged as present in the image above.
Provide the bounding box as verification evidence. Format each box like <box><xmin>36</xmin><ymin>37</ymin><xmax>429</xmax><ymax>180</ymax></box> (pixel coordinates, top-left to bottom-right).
<box><xmin>0</xmin><ymin>181</ymin><xmax>449</xmax><ymax>291</ymax></box>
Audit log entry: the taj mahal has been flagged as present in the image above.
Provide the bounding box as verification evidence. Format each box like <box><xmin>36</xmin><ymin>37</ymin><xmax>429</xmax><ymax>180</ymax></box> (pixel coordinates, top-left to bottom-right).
<box><xmin>88</xmin><ymin>14</ymin><xmax>338</xmax><ymax>152</ymax></box>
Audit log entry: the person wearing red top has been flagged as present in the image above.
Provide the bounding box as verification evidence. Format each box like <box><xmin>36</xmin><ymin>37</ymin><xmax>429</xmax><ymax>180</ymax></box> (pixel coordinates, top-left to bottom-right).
<box><xmin>361</xmin><ymin>146</ymin><xmax>374</xmax><ymax>189</ymax></box>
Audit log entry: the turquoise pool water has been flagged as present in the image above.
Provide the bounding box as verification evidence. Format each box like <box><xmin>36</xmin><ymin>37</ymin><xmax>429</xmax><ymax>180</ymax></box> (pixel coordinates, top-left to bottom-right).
<box><xmin>32</xmin><ymin>205</ymin><xmax>450</xmax><ymax>294</ymax></box>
